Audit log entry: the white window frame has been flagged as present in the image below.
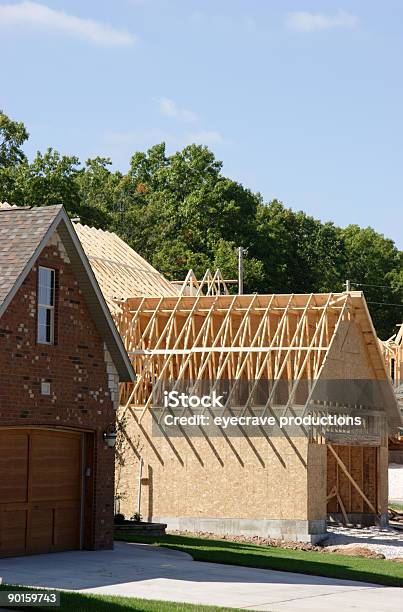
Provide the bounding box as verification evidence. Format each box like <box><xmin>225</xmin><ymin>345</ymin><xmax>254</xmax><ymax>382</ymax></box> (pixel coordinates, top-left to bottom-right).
<box><xmin>37</xmin><ymin>266</ymin><xmax>56</xmax><ymax>345</ymax></box>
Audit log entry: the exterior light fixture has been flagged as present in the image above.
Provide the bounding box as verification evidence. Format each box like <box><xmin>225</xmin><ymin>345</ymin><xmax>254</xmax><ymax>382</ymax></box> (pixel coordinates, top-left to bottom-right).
<box><xmin>103</xmin><ymin>426</ymin><xmax>117</xmax><ymax>448</ymax></box>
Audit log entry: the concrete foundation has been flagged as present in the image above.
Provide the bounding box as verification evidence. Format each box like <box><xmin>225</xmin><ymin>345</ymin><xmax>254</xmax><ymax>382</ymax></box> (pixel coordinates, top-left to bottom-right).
<box><xmin>154</xmin><ymin>516</ymin><xmax>327</xmax><ymax>544</ymax></box>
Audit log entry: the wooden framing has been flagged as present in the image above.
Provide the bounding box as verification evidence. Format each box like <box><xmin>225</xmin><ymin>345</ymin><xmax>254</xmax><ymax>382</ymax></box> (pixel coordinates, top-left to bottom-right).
<box><xmin>74</xmin><ymin>224</ymin><xmax>236</xmax><ymax>310</ymax></box>
<box><xmin>380</xmin><ymin>323</ymin><xmax>403</xmax><ymax>442</ymax></box>
<box><xmin>115</xmin><ymin>291</ymin><xmax>390</xmax><ymax>415</ymax></box>
<box><xmin>327</xmin><ymin>444</ymin><xmax>379</xmax><ymax>522</ymax></box>
<box><xmin>172</xmin><ymin>269</ymin><xmax>234</xmax><ymax>296</ymax></box>
<box><xmin>74</xmin><ymin>223</ymin><xmax>178</xmax><ymax>313</ymax></box>
<box><xmin>327</xmin><ymin>443</ymin><xmax>377</xmax><ymax>514</ymax></box>
<box><xmin>380</xmin><ymin>323</ymin><xmax>403</xmax><ymax>390</ymax></box>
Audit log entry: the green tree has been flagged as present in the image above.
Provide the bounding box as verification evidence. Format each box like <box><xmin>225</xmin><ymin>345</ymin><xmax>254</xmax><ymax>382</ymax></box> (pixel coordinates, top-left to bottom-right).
<box><xmin>118</xmin><ymin>143</ymin><xmax>263</xmax><ymax>287</ymax></box>
<box><xmin>0</xmin><ymin>110</ymin><xmax>401</xmax><ymax>337</ymax></box>
<box><xmin>1</xmin><ymin>148</ymin><xmax>113</xmax><ymax>227</ymax></box>
<box><xmin>0</xmin><ymin>110</ymin><xmax>28</xmax><ymax>168</ymax></box>
<box><xmin>341</xmin><ymin>225</ymin><xmax>402</xmax><ymax>338</ymax></box>
<box><xmin>254</xmin><ymin>201</ymin><xmax>345</xmax><ymax>293</ymax></box>
<box><xmin>75</xmin><ymin>157</ymin><xmax>119</xmax><ymax>227</ymax></box>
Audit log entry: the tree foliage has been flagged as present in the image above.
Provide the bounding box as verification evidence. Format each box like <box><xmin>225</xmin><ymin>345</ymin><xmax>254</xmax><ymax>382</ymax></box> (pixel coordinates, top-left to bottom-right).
<box><xmin>0</xmin><ymin>110</ymin><xmax>28</xmax><ymax>168</ymax></box>
<box><xmin>0</xmin><ymin>112</ymin><xmax>401</xmax><ymax>338</ymax></box>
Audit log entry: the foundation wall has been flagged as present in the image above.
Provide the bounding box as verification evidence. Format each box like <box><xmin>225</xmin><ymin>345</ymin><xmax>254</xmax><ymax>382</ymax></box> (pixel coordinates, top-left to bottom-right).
<box><xmin>152</xmin><ymin>517</ymin><xmax>326</xmax><ymax>543</ymax></box>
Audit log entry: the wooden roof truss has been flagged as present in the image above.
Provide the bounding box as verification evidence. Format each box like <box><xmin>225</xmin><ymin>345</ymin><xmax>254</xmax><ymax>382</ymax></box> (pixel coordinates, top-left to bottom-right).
<box><xmin>380</xmin><ymin>324</ymin><xmax>403</xmax><ymax>418</ymax></box>
<box><xmin>173</xmin><ymin>268</ymin><xmax>234</xmax><ymax>296</ymax></box>
<box><xmin>381</xmin><ymin>324</ymin><xmax>403</xmax><ymax>388</ymax></box>
<box><xmin>117</xmin><ymin>292</ymin><xmax>358</xmax><ymax>421</ymax></box>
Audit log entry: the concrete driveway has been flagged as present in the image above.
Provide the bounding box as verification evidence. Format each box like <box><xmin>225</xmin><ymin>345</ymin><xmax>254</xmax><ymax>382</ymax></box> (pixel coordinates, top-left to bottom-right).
<box><xmin>0</xmin><ymin>542</ymin><xmax>401</xmax><ymax>611</ymax></box>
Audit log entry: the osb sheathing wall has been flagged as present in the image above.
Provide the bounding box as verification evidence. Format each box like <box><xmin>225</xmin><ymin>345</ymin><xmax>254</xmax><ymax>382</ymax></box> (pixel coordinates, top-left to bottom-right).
<box><xmin>320</xmin><ymin>319</ymin><xmax>382</xmax><ymax>380</ymax></box>
<box><xmin>115</xmin><ymin>416</ymin><xmax>387</xmax><ymax>527</ymax></box>
<box><xmin>307</xmin><ymin>442</ymin><xmax>327</xmax><ymax>521</ymax></box>
<box><xmin>116</xmin><ymin>413</ymin><xmax>313</xmax><ymax>523</ymax></box>
<box><xmin>114</xmin><ymin>293</ymin><xmax>396</xmax><ymax>533</ymax></box>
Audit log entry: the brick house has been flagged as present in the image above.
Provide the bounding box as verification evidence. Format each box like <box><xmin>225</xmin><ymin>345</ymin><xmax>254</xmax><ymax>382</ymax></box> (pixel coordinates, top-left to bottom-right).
<box><xmin>0</xmin><ymin>204</ymin><xmax>134</xmax><ymax>557</ymax></box>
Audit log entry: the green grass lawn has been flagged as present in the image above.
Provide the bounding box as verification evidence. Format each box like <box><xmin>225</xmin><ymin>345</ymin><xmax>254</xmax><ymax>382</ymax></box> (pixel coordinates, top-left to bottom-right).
<box><xmin>115</xmin><ymin>533</ymin><xmax>403</xmax><ymax>588</ymax></box>
<box><xmin>0</xmin><ymin>585</ymin><xmax>244</xmax><ymax>612</ymax></box>
<box><xmin>390</xmin><ymin>502</ymin><xmax>403</xmax><ymax>512</ymax></box>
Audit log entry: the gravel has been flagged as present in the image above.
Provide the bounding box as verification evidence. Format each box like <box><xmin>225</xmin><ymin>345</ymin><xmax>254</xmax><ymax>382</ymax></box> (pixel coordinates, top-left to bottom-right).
<box><xmin>170</xmin><ymin>525</ymin><xmax>403</xmax><ymax>561</ymax></box>
<box><xmin>323</xmin><ymin>525</ymin><xmax>403</xmax><ymax>559</ymax></box>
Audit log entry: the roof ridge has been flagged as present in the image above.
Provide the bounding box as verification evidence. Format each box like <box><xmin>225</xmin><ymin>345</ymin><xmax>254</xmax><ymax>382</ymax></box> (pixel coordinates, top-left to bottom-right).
<box><xmin>0</xmin><ymin>204</ymin><xmax>64</xmax><ymax>211</ymax></box>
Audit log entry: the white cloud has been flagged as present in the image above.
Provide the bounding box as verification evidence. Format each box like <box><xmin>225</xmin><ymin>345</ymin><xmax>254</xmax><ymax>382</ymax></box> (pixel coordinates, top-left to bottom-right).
<box><xmin>188</xmin><ymin>130</ymin><xmax>224</xmax><ymax>145</ymax></box>
<box><xmin>0</xmin><ymin>1</ymin><xmax>136</xmax><ymax>46</ymax></box>
<box><xmin>285</xmin><ymin>10</ymin><xmax>358</xmax><ymax>32</ymax></box>
<box><xmin>158</xmin><ymin>98</ymin><xmax>197</xmax><ymax>122</ymax></box>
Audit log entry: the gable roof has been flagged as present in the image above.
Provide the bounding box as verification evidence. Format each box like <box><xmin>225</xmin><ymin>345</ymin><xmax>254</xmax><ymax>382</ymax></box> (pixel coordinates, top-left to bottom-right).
<box><xmin>73</xmin><ymin>223</ymin><xmax>178</xmax><ymax>313</ymax></box>
<box><xmin>0</xmin><ymin>205</ymin><xmax>62</xmax><ymax>310</ymax></box>
<box><xmin>116</xmin><ymin>291</ymin><xmax>401</xmax><ymax>429</ymax></box>
<box><xmin>0</xmin><ymin>205</ymin><xmax>134</xmax><ymax>382</ymax></box>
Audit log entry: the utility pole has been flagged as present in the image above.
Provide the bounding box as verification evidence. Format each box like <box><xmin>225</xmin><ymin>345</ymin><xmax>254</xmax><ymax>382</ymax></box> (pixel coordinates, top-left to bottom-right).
<box><xmin>238</xmin><ymin>246</ymin><xmax>247</xmax><ymax>294</ymax></box>
<box><xmin>345</xmin><ymin>279</ymin><xmax>351</xmax><ymax>292</ymax></box>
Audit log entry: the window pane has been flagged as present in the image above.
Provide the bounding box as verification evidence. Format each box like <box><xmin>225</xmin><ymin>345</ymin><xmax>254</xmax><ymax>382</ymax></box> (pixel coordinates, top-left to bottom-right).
<box><xmin>38</xmin><ymin>267</ymin><xmax>55</xmax><ymax>306</ymax></box>
<box><xmin>37</xmin><ymin>268</ymin><xmax>55</xmax><ymax>344</ymax></box>
<box><xmin>37</xmin><ymin>307</ymin><xmax>47</xmax><ymax>343</ymax></box>
<box><xmin>49</xmin><ymin>270</ymin><xmax>55</xmax><ymax>305</ymax></box>
<box><xmin>45</xmin><ymin>308</ymin><xmax>53</xmax><ymax>343</ymax></box>
<box><xmin>38</xmin><ymin>325</ymin><xmax>46</xmax><ymax>343</ymax></box>
<box><xmin>38</xmin><ymin>306</ymin><xmax>47</xmax><ymax>327</ymax></box>
<box><xmin>37</xmin><ymin>306</ymin><xmax>53</xmax><ymax>343</ymax></box>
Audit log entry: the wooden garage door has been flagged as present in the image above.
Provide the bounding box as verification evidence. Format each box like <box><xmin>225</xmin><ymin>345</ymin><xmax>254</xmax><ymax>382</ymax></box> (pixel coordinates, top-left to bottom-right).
<box><xmin>0</xmin><ymin>429</ymin><xmax>82</xmax><ymax>557</ymax></box>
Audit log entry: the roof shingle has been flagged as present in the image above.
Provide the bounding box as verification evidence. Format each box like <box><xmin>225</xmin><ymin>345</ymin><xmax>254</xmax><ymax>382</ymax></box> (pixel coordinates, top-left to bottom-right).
<box><xmin>0</xmin><ymin>205</ymin><xmax>62</xmax><ymax>309</ymax></box>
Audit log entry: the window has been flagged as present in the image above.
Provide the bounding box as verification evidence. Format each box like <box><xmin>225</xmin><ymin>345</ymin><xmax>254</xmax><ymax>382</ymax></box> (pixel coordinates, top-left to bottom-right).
<box><xmin>37</xmin><ymin>266</ymin><xmax>56</xmax><ymax>344</ymax></box>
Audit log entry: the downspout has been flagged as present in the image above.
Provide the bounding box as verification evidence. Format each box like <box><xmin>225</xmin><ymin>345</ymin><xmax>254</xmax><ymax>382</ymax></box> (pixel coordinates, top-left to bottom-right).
<box><xmin>137</xmin><ymin>456</ymin><xmax>144</xmax><ymax>517</ymax></box>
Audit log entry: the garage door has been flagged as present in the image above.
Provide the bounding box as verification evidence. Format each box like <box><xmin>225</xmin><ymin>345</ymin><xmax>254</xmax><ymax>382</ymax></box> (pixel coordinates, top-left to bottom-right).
<box><xmin>0</xmin><ymin>429</ymin><xmax>82</xmax><ymax>557</ymax></box>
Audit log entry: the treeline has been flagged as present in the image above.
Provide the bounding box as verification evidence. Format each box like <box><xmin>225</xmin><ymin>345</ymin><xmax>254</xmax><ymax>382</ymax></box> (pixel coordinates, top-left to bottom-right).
<box><xmin>0</xmin><ymin>111</ymin><xmax>402</xmax><ymax>338</ymax></box>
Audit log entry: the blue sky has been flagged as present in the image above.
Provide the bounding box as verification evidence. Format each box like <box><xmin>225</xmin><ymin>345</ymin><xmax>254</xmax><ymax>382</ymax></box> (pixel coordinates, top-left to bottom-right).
<box><xmin>1</xmin><ymin>0</ymin><xmax>402</xmax><ymax>247</ymax></box>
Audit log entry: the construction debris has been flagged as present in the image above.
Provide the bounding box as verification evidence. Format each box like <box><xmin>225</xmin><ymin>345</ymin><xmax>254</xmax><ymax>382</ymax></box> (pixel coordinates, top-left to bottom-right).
<box><xmin>168</xmin><ymin>529</ymin><xmax>403</xmax><ymax>560</ymax></box>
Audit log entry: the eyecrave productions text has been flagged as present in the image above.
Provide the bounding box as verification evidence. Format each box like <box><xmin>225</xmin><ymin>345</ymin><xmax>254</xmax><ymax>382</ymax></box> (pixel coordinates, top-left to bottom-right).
<box><xmin>162</xmin><ymin>412</ymin><xmax>363</xmax><ymax>429</ymax></box>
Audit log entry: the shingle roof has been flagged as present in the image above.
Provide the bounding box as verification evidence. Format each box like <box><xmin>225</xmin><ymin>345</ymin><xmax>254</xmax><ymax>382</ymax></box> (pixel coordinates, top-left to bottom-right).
<box><xmin>0</xmin><ymin>205</ymin><xmax>62</xmax><ymax>309</ymax></box>
<box><xmin>0</xmin><ymin>204</ymin><xmax>134</xmax><ymax>382</ymax></box>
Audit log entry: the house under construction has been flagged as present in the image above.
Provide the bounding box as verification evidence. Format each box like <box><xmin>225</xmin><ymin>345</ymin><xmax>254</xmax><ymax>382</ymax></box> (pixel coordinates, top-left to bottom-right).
<box><xmin>76</xmin><ymin>223</ymin><xmax>402</xmax><ymax>542</ymax></box>
<box><xmin>380</xmin><ymin>325</ymin><xmax>403</xmax><ymax>459</ymax></box>
<box><xmin>381</xmin><ymin>324</ymin><xmax>403</xmax><ymax>405</ymax></box>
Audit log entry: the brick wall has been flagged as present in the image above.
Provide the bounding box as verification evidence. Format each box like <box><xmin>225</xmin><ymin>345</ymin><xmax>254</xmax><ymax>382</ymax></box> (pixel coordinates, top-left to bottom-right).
<box><xmin>0</xmin><ymin>231</ymin><xmax>115</xmax><ymax>550</ymax></box>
